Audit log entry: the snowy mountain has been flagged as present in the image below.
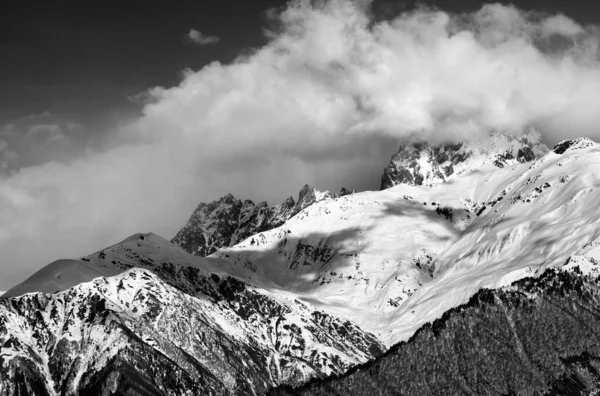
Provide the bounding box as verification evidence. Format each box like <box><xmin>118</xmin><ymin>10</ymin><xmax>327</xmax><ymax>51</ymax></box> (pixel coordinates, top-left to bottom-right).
<box><xmin>3</xmin><ymin>134</ymin><xmax>600</xmax><ymax>394</ymax></box>
<box><xmin>211</xmin><ymin>136</ymin><xmax>600</xmax><ymax>346</ymax></box>
<box><xmin>0</xmin><ymin>234</ymin><xmax>382</xmax><ymax>395</ymax></box>
<box><xmin>172</xmin><ymin>185</ymin><xmax>354</xmax><ymax>257</ymax></box>
<box><xmin>380</xmin><ymin>129</ymin><xmax>548</xmax><ymax>189</ymax></box>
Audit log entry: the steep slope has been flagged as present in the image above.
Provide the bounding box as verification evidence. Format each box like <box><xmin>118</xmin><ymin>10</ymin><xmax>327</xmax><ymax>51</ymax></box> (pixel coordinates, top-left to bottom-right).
<box><xmin>380</xmin><ymin>129</ymin><xmax>548</xmax><ymax>189</ymax></box>
<box><xmin>172</xmin><ymin>185</ymin><xmax>353</xmax><ymax>257</ymax></box>
<box><xmin>271</xmin><ymin>261</ymin><xmax>600</xmax><ymax>396</ymax></box>
<box><xmin>213</xmin><ymin>137</ymin><xmax>600</xmax><ymax>345</ymax></box>
<box><xmin>0</xmin><ymin>234</ymin><xmax>382</xmax><ymax>395</ymax></box>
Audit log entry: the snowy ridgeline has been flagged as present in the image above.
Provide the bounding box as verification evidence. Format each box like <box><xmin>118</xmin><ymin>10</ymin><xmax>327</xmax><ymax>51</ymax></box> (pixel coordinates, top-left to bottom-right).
<box><xmin>380</xmin><ymin>129</ymin><xmax>549</xmax><ymax>189</ymax></box>
<box><xmin>212</xmin><ymin>137</ymin><xmax>600</xmax><ymax>344</ymax></box>
<box><xmin>2</xmin><ymin>135</ymin><xmax>600</xmax><ymax>394</ymax></box>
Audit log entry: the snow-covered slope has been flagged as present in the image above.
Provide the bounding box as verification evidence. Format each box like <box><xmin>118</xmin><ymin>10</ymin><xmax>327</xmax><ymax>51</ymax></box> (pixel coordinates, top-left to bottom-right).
<box><xmin>172</xmin><ymin>185</ymin><xmax>354</xmax><ymax>257</ymax></box>
<box><xmin>1</xmin><ymin>234</ymin><xmax>382</xmax><ymax>395</ymax></box>
<box><xmin>213</xmin><ymin>137</ymin><xmax>600</xmax><ymax>345</ymax></box>
<box><xmin>380</xmin><ymin>129</ymin><xmax>548</xmax><ymax>189</ymax></box>
<box><xmin>393</xmin><ymin>138</ymin><xmax>600</xmax><ymax>337</ymax></box>
<box><xmin>272</xmin><ymin>263</ymin><xmax>600</xmax><ymax>396</ymax></box>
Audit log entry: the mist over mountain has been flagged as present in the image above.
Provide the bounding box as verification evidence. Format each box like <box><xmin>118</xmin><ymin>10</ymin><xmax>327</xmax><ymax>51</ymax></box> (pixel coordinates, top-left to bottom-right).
<box><xmin>2</xmin><ymin>0</ymin><xmax>600</xmax><ymax>287</ymax></box>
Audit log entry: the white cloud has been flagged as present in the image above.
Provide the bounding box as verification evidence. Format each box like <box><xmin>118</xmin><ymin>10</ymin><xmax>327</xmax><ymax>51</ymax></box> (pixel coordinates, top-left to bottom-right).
<box><xmin>540</xmin><ymin>14</ymin><xmax>584</xmax><ymax>37</ymax></box>
<box><xmin>186</xmin><ymin>29</ymin><xmax>220</xmax><ymax>45</ymax></box>
<box><xmin>1</xmin><ymin>1</ymin><xmax>600</xmax><ymax>289</ymax></box>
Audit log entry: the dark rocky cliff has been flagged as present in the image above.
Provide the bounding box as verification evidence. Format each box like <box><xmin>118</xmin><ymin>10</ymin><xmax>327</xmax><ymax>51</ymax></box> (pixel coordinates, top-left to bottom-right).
<box><xmin>172</xmin><ymin>185</ymin><xmax>353</xmax><ymax>256</ymax></box>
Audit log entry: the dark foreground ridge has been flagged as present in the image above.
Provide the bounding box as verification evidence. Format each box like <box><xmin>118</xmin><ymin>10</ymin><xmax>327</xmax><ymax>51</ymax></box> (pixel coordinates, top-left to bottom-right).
<box><xmin>271</xmin><ymin>267</ymin><xmax>600</xmax><ymax>396</ymax></box>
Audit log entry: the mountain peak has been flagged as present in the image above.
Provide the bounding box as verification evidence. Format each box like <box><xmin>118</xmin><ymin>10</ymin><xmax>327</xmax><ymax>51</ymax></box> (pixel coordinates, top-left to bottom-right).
<box><xmin>297</xmin><ymin>184</ymin><xmax>315</xmax><ymax>201</ymax></box>
<box><xmin>296</xmin><ymin>184</ymin><xmax>333</xmax><ymax>211</ymax></box>
<box><xmin>339</xmin><ymin>187</ymin><xmax>354</xmax><ymax>196</ymax></box>
<box><xmin>172</xmin><ymin>184</ymin><xmax>338</xmax><ymax>257</ymax></box>
<box><xmin>381</xmin><ymin>130</ymin><xmax>549</xmax><ymax>189</ymax></box>
<box><xmin>553</xmin><ymin>137</ymin><xmax>598</xmax><ymax>155</ymax></box>
<box><xmin>219</xmin><ymin>192</ymin><xmax>238</xmax><ymax>204</ymax></box>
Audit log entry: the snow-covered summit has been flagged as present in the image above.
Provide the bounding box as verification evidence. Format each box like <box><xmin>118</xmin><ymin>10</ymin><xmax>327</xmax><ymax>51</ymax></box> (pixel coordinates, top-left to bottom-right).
<box><xmin>3</xmin><ymin>232</ymin><xmax>181</xmax><ymax>297</ymax></box>
<box><xmin>172</xmin><ymin>184</ymin><xmax>353</xmax><ymax>256</ymax></box>
<box><xmin>552</xmin><ymin>137</ymin><xmax>598</xmax><ymax>154</ymax></box>
<box><xmin>213</xmin><ymin>136</ymin><xmax>600</xmax><ymax>345</ymax></box>
<box><xmin>381</xmin><ymin>130</ymin><xmax>549</xmax><ymax>189</ymax></box>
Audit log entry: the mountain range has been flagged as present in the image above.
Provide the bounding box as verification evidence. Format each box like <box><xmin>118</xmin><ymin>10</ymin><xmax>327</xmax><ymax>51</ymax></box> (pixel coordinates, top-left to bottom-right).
<box><xmin>2</xmin><ymin>131</ymin><xmax>600</xmax><ymax>395</ymax></box>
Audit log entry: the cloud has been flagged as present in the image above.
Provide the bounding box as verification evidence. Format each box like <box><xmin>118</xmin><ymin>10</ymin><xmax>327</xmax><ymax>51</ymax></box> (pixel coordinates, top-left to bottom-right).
<box><xmin>540</xmin><ymin>14</ymin><xmax>584</xmax><ymax>37</ymax></box>
<box><xmin>25</xmin><ymin>124</ymin><xmax>66</xmax><ymax>142</ymax></box>
<box><xmin>1</xmin><ymin>1</ymin><xmax>600</xmax><ymax>288</ymax></box>
<box><xmin>186</xmin><ymin>29</ymin><xmax>220</xmax><ymax>45</ymax></box>
<box><xmin>0</xmin><ymin>112</ymin><xmax>90</xmax><ymax>174</ymax></box>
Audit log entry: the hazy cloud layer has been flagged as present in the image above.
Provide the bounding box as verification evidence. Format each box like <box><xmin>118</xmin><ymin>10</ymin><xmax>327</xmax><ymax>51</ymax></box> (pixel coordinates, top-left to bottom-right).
<box><xmin>0</xmin><ymin>112</ymin><xmax>91</xmax><ymax>173</ymax></box>
<box><xmin>187</xmin><ymin>29</ymin><xmax>221</xmax><ymax>45</ymax></box>
<box><xmin>1</xmin><ymin>1</ymin><xmax>600</xmax><ymax>288</ymax></box>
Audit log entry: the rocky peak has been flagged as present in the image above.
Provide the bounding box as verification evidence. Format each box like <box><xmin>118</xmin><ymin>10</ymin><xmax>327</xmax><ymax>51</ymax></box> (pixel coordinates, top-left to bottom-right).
<box><xmin>280</xmin><ymin>196</ymin><xmax>296</xmax><ymax>208</ymax></box>
<box><xmin>381</xmin><ymin>130</ymin><xmax>549</xmax><ymax>190</ymax></box>
<box><xmin>172</xmin><ymin>184</ymin><xmax>340</xmax><ymax>257</ymax></box>
<box><xmin>297</xmin><ymin>184</ymin><xmax>316</xmax><ymax>209</ymax></box>
<box><xmin>220</xmin><ymin>192</ymin><xmax>237</xmax><ymax>204</ymax></box>
<box><xmin>339</xmin><ymin>187</ymin><xmax>355</xmax><ymax>196</ymax></box>
<box><xmin>296</xmin><ymin>184</ymin><xmax>334</xmax><ymax>213</ymax></box>
<box><xmin>553</xmin><ymin>137</ymin><xmax>597</xmax><ymax>155</ymax></box>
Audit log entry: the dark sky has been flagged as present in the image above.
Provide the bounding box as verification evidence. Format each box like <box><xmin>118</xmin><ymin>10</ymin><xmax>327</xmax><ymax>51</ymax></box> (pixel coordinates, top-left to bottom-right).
<box><xmin>0</xmin><ymin>0</ymin><xmax>287</xmax><ymax>128</ymax></box>
<box><xmin>1</xmin><ymin>0</ymin><xmax>598</xmax><ymax>130</ymax></box>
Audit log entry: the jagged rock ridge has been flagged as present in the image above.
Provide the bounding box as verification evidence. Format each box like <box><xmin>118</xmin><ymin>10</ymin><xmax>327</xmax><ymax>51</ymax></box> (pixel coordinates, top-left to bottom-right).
<box><xmin>172</xmin><ymin>185</ymin><xmax>354</xmax><ymax>256</ymax></box>
<box><xmin>381</xmin><ymin>130</ymin><xmax>549</xmax><ymax>189</ymax></box>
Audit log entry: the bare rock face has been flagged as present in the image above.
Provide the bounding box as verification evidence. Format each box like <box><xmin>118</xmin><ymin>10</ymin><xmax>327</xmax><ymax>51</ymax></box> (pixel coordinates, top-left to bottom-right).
<box><xmin>552</xmin><ymin>137</ymin><xmax>598</xmax><ymax>155</ymax></box>
<box><xmin>172</xmin><ymin>185</ymin><xmax>354</xmax><ymax>256</ymax></box>
<box><xmin>381</xmin><ymin>130</ymin><xmax>549</xmax><ymax>190</ymax></box>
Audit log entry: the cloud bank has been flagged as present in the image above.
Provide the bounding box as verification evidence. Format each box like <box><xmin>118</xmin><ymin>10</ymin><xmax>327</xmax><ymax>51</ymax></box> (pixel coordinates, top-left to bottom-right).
<box><xmin>1</xmin><ymin>1</ymin><xmax>600</xmax><ymax>288</ymax></box>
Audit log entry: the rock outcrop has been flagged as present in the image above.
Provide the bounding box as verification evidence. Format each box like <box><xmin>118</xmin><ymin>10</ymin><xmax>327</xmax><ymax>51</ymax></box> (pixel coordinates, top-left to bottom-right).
<box><xmin>381</xmin><ymin>130</ymin><xmax>549</xmax><ymax>189</ymax></box>
<box><xmin>172</xmin><ymin>185</ymin><xmax>354</xmax><ymax>256</ymax></box>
